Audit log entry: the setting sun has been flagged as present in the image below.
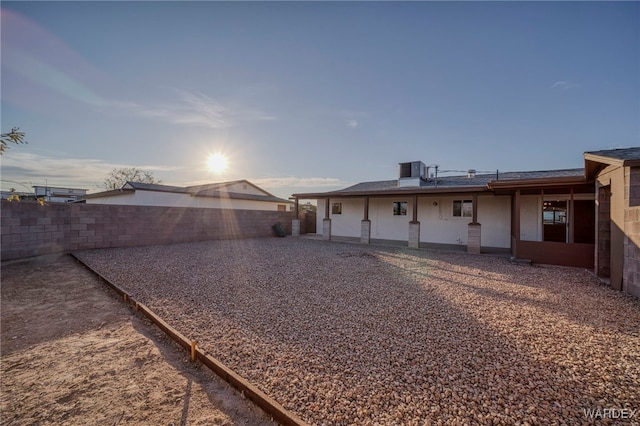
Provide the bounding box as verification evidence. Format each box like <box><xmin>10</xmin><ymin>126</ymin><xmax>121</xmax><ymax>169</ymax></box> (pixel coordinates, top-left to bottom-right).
<box><xmin>207</xmin><ymin>153</ymin><xmax>228</xmax><ymax>174</ymax></box>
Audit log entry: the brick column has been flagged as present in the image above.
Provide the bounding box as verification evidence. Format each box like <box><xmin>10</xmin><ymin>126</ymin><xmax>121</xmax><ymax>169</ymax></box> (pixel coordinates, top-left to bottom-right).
<box><xmin>623</xmin><ymin>231</ymin><xmax>640</xmax><ymax>298</ymax></box>
<box><xmin>596</xmin><ymin>184</ymin><xmax>611</xmax><ymax>277</ymax></box>
<box><xmin>323</xmin><ymin>218</ymin><xmax>332</xmax><ymax>240</ymax></box>
<box><xmin>361</xmin><ymin>220</ymin><xmax>371</xmax><ymax>244</ymax></box>
<box><xmin>623</xmin><ymin>166</ymin><xmax>640</xmax><ymax>297</ymax></box>
<box><xmin>292</xmin><ymin>219</ymin><xmax>300</xmax><ymax>237</ymax></box>
<box><xmin>468</xmin><ymin>223</ymin><xmax>481</xmax><ymax>254</ymax></box>
<box><xmin>408</xmin><ymin>221</ymin><xmax>420</xmax><ymax>249</ymax></box>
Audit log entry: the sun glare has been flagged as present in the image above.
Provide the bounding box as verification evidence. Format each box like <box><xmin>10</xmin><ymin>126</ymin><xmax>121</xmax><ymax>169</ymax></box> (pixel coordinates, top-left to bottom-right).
<box><xmin>207</xmin><ymin>153</ymin><xmax>228</xmax><ymax>174</ymax></box>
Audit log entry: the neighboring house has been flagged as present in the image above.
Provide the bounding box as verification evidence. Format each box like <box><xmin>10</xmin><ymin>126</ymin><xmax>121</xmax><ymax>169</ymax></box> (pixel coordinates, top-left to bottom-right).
<box><xmin>292</xmin><ymin>163</ymin><xmax>595</xmax><ymax>269</ymax></box>
<box><xmin>33</xmin><ymin>185</ymin><xmax>88</xmax><ymax>203</ymax></box>
<box><xmin>584</xmin><ymin>147</ymin><xmax>640</xmax><ymax>298</ymax></box>
<box><xmin>84</xmin><ymin>180</ymin><xmax>293</xmax><ymax>212</ymax></box>
<box><xmin>0</xmin><ymin>190</ymin><xmax>30</xmax><ymax>201</ymax></box>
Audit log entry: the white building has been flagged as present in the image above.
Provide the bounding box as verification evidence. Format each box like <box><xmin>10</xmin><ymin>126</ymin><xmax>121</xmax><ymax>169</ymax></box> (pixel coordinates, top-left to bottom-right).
<box><xmin>33</xmin><ymin>186</ymin><xmax>88</xmax><ymax>203</ymax></box>
<box><xmin>292</xmin><ymin>161</ymin><xmax>596</xmax><ymax>268</ymax></box>
<box><xmin>84</xmin><ymin>180</ymin><xmax>293</xmax><ymax>212</ymax></box>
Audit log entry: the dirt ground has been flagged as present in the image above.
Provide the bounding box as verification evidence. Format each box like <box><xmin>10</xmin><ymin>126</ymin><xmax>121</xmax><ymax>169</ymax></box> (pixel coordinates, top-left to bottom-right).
<box><xmin>0</xmin><ymin>254</ymin><xmax>275</xmax><ymax>426</ymax></box>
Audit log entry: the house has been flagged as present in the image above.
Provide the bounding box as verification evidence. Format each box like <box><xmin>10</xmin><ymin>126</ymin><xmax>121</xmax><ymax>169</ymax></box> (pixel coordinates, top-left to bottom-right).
<box><xmin>0</xmin><ymin>186</ymin><xmax>87</xmax><ymax>203</ymax></box>
<box><xmin>292</xmin><ymin>163</ymin><xmax>595</xmax><ymax>265</ymax></box>
<box><xmin>33</xmin><ymin>185</ymin><xmax>88</xmax><ymax>203</ymax></box>
<box><xmin>584</xmin><ymin>147</ymin><xmax>640</xmax><ymax>298</ymax></box>
<box><xmin>291</xmin><ymin>147</ymin><xmax>640</xmax><ymax>297</ymax></box>
<box><xmin>84</xmin><ymin>180</ymin><xmax>293</xmax><ymax>212</ymax></box>
<box><xmin>1</xmin><ymin>190</ymin><xmax>31</xmax><ymax>201</ymax></box>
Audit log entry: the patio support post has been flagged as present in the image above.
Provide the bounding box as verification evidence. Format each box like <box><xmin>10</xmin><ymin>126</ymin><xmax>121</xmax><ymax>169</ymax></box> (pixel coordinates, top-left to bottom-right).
<box><xmin>541</xmin><ymin>188</ymin><xmax>545</xmax><ymax>241</ymax></box>
<box><xmin>323</xmin><ymin>197</ymin><xmax>332</xmax><ymax>240</ymax></box>
<box><xmin>512</xmin><ymin>189</ymin><xmax>521</xmax><ymax>258</ymax></box>
<box><xmin>361</xmin><ymin>196</ymin><xmax>371</xmax><ymax>244</ymax></box>
<box><xmin>292</xmin><ymin>197</ymin><xmax>300</xmax><ymax>237</ymax></box>
<box><xmin>408</xmin><ymin>195</ymin><xmax>420</xmax><ymax>249</ymax></box>
<box><xmin>569</xmin><ymin>187</ymin><xmax>575</xmax><ymax>243</ymax></box>
<box><xmin>468</xmin><ymin>192</ymin><xmax>481</xmax><ymax>254</ymax></box>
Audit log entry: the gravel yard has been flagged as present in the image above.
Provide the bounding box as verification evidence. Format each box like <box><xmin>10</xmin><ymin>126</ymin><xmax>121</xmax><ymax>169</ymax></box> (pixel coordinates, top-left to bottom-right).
<box><xmin>75</xmin><ymin>237</ymin><xmax>640</xmax><ymax>425</ymax></box>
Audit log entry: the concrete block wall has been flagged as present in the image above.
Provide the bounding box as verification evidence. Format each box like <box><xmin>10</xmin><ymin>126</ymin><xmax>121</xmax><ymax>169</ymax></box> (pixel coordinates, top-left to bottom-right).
<box><xmin>596</xmin><ymin>185</ymin><xmax>611</xmax><ymax>277</ymax></box>
<box><xmin>623</xmin><ymin>208</ymin><xmax>640</xmax><ymax>298</ymax></box>
<box><xmin>623</xmin><ymin>166</ymin><xmax>640</xmax><ymax>298</ymax></box>
<box><xmin>1</xmin><ymin>201</ymin><xmax>293</xmax><ymax>261</ymax></box>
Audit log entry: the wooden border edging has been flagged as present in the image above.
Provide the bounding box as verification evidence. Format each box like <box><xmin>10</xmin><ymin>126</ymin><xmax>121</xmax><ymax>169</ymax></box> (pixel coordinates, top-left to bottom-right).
<box><xmin>70</xmin><ymin>253</ymin><xmax>308</xmax><ymax>426</ymax></box>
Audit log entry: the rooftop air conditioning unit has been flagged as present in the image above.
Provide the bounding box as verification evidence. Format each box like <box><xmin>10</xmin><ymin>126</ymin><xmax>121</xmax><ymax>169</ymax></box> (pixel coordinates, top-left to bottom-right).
<box><xmin>398</xmin><ymin>161</ymin><xmax>426</xmax><ymax>187</ymax></box>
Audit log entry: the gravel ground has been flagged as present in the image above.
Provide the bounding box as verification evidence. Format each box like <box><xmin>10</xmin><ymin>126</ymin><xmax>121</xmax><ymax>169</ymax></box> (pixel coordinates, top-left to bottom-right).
<box><xmin>75</xmin><ymin>237</ymin><xmax>640</xmax><ymax>425</ymax></box>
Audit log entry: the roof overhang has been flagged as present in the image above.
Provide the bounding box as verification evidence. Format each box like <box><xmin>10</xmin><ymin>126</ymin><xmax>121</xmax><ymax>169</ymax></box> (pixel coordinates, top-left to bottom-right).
<box><xmin>488</xmin><ymin>175</ymin><xmax>590</xmax><ymax>191</ymax></box>
<box><xmin>292</xmin><ymin>185</ymin><xmax>490</xmax><ymax>199</ymax></box>
<box><xmin>584</xmin><ymin>152</ymin><xmax>640</xmax><ymax>180</ymax></box>
<box><xmin>192</xmin><ymin>190</ymin><xmax>293</xmax><ymax>204</ymax></box>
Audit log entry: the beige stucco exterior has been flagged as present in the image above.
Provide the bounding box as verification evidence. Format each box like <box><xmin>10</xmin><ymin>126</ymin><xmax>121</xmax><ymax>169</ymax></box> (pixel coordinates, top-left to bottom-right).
<box><xmin>594</xmin><ymin>164</ymin><xmax>626</xmax><ymax>290</ymax></box>
<box><xmin>587</xmin><ymin>150</ymin><xmax>640</xmax><ymax>298</ymax></box>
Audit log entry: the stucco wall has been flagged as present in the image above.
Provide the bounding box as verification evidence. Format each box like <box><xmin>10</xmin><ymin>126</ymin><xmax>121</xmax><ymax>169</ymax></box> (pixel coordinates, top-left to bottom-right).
<box><xmin>520</xmin><ymin>195</ymin><xmax>542</xmax><ymax>241</ymax></box>
<box><xmin>370</xmin><ymin>197</ymin><xmax>414</xmax><ymax>241</ymax></box>
<box><xmin>326</xmin><ymin>198</ymin><xmax>365</xmax><ymax>238</ymax></box>
<box><xmin>1</xmin><ymin>201</ymin><xmax>293</xmax><ymax>261</ymax></box>
<box><xmin>317</xmin><ymin>195</ymin><xmax>511</xmax><ymax>248</ymax></box>
<box><xmin>86</xmin><ymin>190</ymin><xmax>289</xmax><ymax>211</ymax></box>
<box><xmin>477</xmin><ymin>195</ymin><xmax>512</xmax><ymax>248</ymax></box>
<box><xmin>595</xmin><ymin>164</ymin><xmax>626</xmax><ymax>290</ymax></box>
<box><xmin>418</xmin><ymin>197</ymin><xmax>469</xmax><ymax>245</ymax></box>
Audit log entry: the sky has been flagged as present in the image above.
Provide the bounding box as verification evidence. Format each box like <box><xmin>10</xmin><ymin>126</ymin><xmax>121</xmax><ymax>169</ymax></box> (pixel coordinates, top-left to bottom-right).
<box><xmin>1</xmin><ymin>1</ymin><xmax>638</xmax><ymax>200</ymax></box>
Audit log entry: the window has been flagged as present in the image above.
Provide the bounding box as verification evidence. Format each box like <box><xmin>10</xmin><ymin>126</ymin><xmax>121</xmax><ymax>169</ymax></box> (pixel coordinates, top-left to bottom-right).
<box><xmin>331</xmin><ymin>202</ymin><xmax>342</xmax><ymax>214</ymax></box>
<box><xmin>543</xmin><ymin>200</ymin><xmax>567</xmax><ymax>242</ymax></box>
<box><xmin>453</xmin><ymin>200</ymin><xmax>473</xmax><ymax>217</ymax></box>
<box><xmin>277</xmin><ymin>204</ymin><xmax>287</xmax><ymax>212</ymax></box>
<box><xmin>543</xmin><ymin>201</ymin><xmax>566</xmax><ymax>224</ymax></box>
<box><xmin>393</xmin><ymin>201</ymin><xmax>407</xmax><ymax>216</ymax></box>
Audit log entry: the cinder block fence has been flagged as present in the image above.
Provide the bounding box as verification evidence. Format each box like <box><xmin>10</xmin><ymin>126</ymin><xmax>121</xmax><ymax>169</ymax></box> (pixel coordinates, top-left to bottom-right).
<box><xmin>1</xmin><ymin>201</ymin><xmax>293</xmax><ymax>261</ymax></box>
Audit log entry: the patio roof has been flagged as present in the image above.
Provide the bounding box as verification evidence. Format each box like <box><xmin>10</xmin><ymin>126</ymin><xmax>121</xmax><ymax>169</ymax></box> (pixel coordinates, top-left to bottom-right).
<box><xmin>293</xmin><ymin>168</ymin><xmax>588</xmax><ymax>198</ymax></box>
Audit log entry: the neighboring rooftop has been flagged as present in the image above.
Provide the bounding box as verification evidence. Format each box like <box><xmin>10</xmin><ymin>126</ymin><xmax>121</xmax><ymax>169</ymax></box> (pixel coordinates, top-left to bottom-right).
<box><xmin>123</xmin><ymin>182</ymin><xmax>188</xmax><ymax>193</ymax></box>
<box><xmin>85</xmin><ymin>179</ymin><xmax>292</xmax><ymax>204</ymax></box>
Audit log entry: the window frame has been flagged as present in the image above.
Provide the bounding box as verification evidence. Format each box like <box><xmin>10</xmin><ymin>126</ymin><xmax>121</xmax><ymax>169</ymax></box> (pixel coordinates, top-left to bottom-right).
<box><xmin>331</xmin><ymin>202</ymin><xmax>342</xmax><ymax>215</ymax></box>
<box><xmin>452</xmin><ymin>199</ymin><xmax>473</xmax><ymax>218</ymax></box>
<box><xmin>393</xmin><ymin>201</ymin><xmax>408</xmax><ymax>216</ymax></box>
